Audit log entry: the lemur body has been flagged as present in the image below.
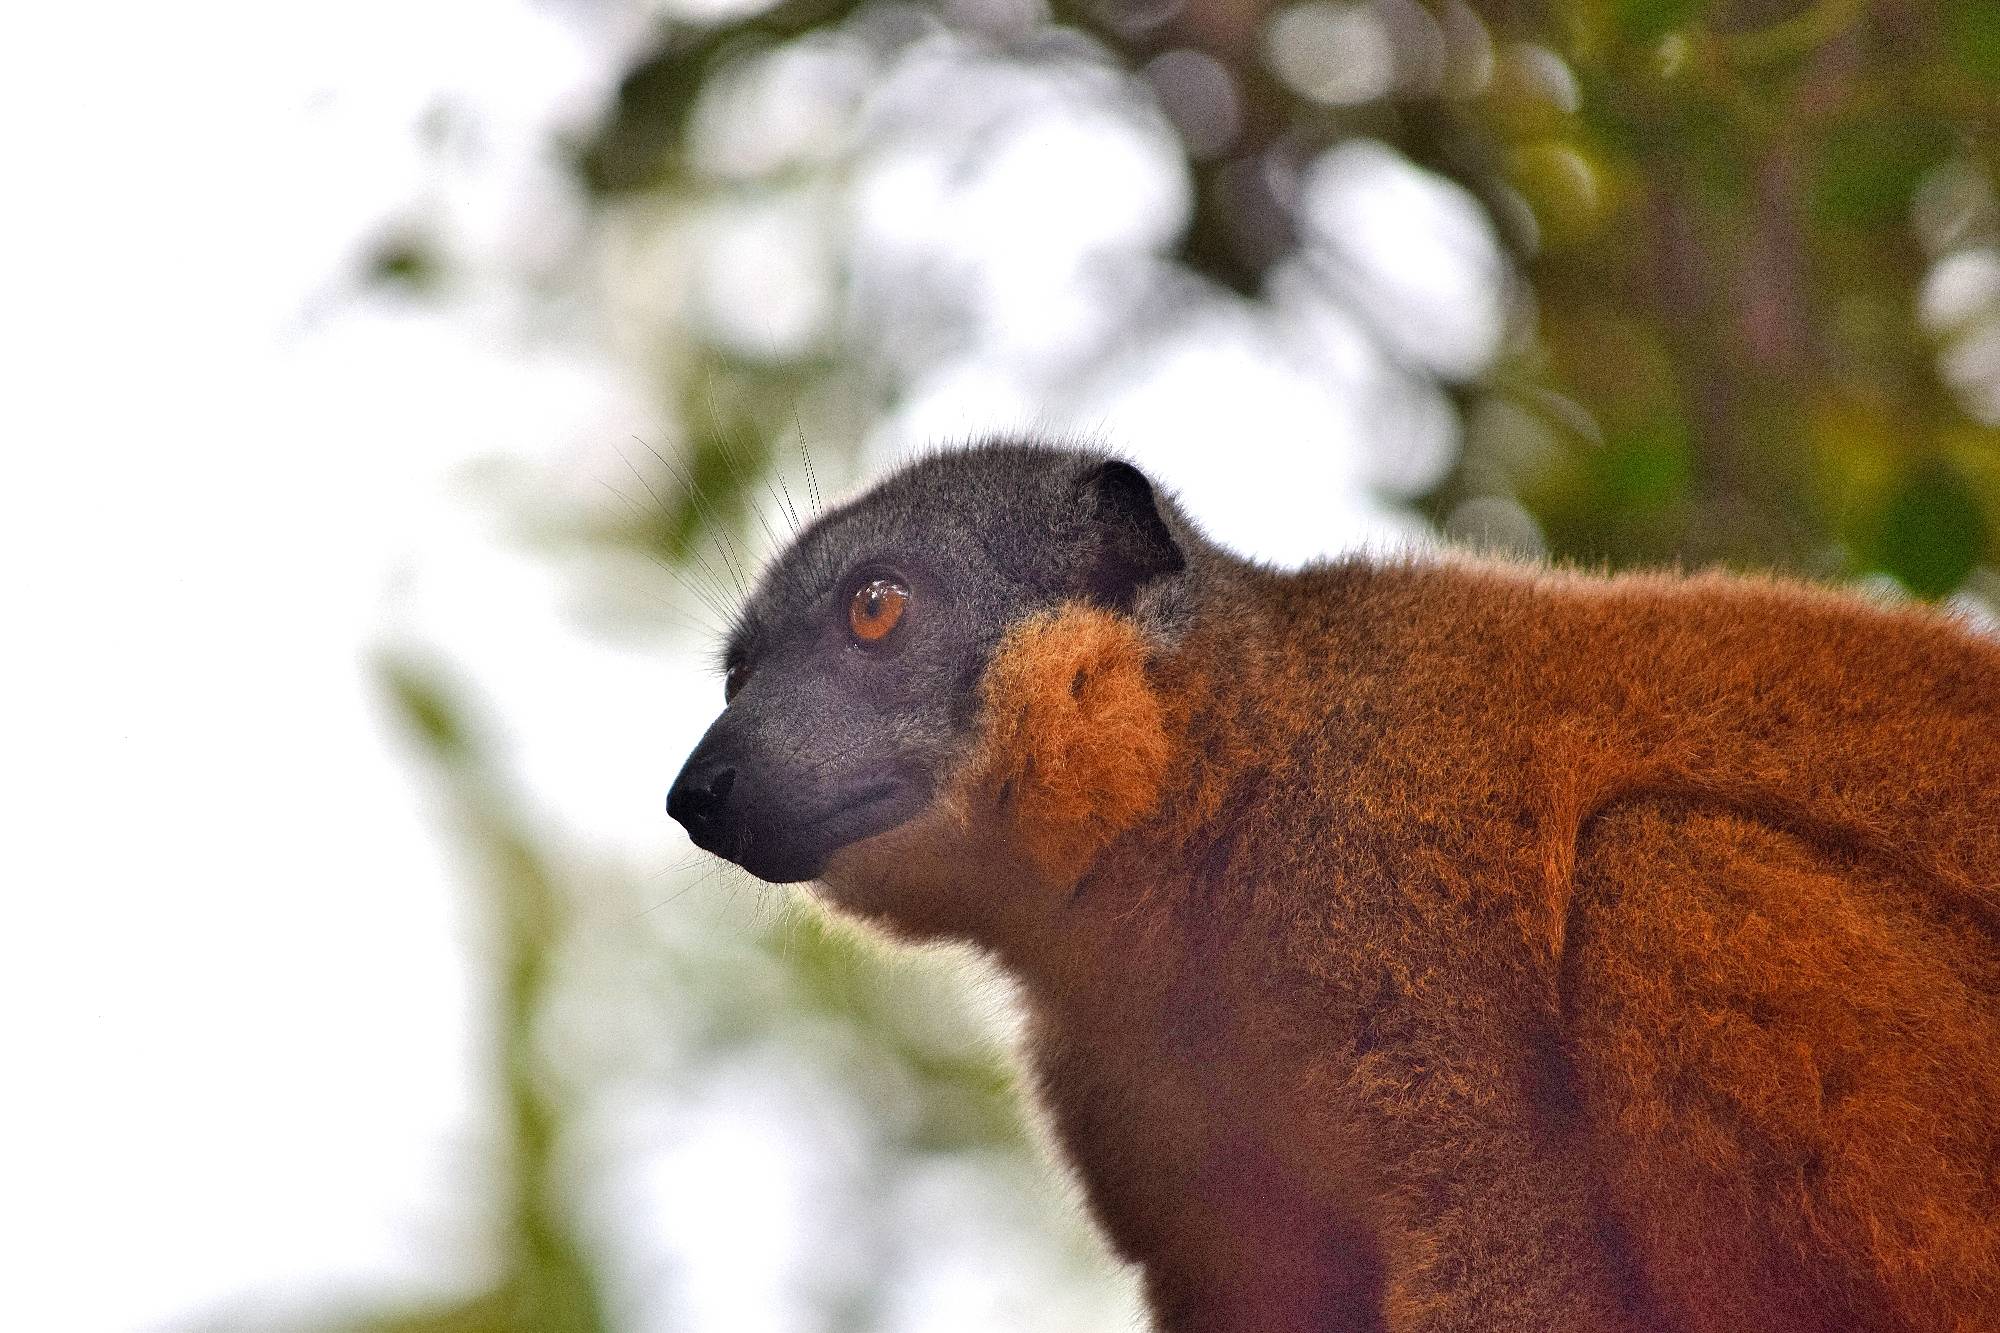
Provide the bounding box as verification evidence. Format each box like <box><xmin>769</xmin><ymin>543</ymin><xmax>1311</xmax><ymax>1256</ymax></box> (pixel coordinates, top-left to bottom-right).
<box><xmin>669</xmin><ymin>444</ymin><xmax>2000</xmax><ymax>1332</ymax></box>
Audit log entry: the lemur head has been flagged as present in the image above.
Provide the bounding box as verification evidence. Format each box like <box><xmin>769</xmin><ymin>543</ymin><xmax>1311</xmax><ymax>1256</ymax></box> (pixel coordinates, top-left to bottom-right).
<box><xmin>667</xmin><ymin>443</ymin><xmax>1190</xmax><ymax>916</ymax></box>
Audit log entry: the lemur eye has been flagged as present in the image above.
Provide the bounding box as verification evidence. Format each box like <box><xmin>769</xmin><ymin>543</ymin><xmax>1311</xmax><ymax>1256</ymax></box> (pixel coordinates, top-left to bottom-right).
<box><xmin>848</xmin><ymin>577</ymin><xmax>910</xmax><ymax>644</ymax></box>
<box><xmin>724</xmin><ymin>661</ymin><xmax>749</xmax><ymax>702</ymax></box>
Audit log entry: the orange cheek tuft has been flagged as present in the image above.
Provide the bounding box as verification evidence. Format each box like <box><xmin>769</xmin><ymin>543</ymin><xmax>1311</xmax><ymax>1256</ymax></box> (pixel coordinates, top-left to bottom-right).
<box><xmin>952</xmin><ymin>604</ymin><xmax>1174</xmax><ymax>882</ymax></box>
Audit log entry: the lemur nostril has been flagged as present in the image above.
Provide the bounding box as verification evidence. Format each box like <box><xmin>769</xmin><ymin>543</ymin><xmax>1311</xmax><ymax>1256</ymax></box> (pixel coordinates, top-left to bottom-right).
<box><xmin>667</xmin><ymin>764</ymin><xmax>738</xmax><ymax>839</ymax></box>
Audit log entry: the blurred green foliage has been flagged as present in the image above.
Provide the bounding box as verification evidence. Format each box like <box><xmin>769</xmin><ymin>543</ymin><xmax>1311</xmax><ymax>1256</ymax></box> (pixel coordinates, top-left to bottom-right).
<box><xmin>342</xmin><ymin>661</ymin><xmax>612</xmax><ymax>1333</ymax></box>
<box><xmin>574</xmin><ymin>0</ymin><xmax>1998</xmax><ymax>598</ymax></box>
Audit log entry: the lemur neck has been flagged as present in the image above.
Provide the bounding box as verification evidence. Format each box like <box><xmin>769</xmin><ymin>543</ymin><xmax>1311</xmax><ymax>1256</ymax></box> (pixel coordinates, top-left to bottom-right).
<box><xmin>985</xmin><ymin>568</ymin><xmax>1293</xmax><ymax>979</ymax></box>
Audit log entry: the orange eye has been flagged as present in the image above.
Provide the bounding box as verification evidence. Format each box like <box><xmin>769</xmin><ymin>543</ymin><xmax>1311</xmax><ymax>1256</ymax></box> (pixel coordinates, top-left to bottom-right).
<box><xmin>848</xmin><ymin>577</ymin><xmax>909</xmax><ymax>644</ymax></box>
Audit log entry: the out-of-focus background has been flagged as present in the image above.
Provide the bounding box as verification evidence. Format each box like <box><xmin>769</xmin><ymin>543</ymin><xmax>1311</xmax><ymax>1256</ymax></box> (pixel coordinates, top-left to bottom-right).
<box><xmin>5</xmin><ymin>0</ymin><xmax>1996</xmax><ymax>1329</ymax></box>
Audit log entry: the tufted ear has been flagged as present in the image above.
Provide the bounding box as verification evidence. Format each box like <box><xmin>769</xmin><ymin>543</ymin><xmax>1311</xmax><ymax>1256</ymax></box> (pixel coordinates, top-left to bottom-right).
<box><xmin>1079</xmin><ymin>459</ymin><xmax>1185</xmax><ymax>613</ymax></box>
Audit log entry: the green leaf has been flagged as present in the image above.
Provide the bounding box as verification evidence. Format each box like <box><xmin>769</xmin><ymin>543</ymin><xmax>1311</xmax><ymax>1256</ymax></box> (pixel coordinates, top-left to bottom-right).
<box><xmin>361</xmin><ymin>232</ymin><xmax>445</xmax><ymax>293</ymax></box>
<box><xmin>1810</xmin><ymin>116</ymin><xmax>1955</xmax><ymax>227</ymax></box>
<box><xmin>1614</xmin><ymin>0</ymin><xmax>1700</xmax><ymax>47</ymax></box>
<box><xmin>1601</xmin><ymin>415</ymin><xmax>1694</xmax><ymax>513</ymax></box>
<box><xmin>1944</xmin><ymin>0</ymin><xmax>2000</xmax><ymax>84</ymax></box>
<box><xmin>1872</xmin><ymin>458</ymin><xmax>1988</xmax><ymax>598</ymax></box>
<box><xmin>377</xmin><ymin>658</ymin><xmax>473</xmax><ymax>761</ymax></box>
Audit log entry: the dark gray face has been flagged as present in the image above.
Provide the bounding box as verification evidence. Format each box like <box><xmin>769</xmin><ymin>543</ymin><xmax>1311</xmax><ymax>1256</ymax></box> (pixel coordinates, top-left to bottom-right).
<box><xmin>666</xmin><ymin>443</ymin><xmax>1185</xmax><ymax>883</ymax></box>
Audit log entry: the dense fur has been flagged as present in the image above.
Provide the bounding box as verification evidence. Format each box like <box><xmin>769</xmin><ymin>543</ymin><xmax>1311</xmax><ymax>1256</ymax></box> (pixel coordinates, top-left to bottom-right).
<box><xmin>681</xmin><ymin>444</ymin><xmax>2000</xmax><ymax>1331</ymax></box>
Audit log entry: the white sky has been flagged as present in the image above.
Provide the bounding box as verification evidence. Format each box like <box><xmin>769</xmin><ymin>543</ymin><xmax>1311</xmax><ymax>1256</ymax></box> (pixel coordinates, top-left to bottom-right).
<box><xmin>0</xmin><ymin>3</ymin><xmax>1482</xmax><ymax>1330</ymax></box>
<box><xmin>2</xmin><ymin>3</ymin><xmax>663</xmax><ymax>1328</ymax></box>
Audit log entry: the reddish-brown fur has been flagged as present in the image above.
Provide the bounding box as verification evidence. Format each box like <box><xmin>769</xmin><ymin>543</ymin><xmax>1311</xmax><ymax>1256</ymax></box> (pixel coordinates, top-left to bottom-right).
<box><xmin>821</xmin><ymin>557</ymin><xmax>2000</xmax><ymax>1332</ymax></box>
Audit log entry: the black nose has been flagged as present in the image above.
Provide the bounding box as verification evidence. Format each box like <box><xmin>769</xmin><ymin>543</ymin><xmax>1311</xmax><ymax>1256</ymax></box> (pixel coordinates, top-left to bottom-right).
<box><xmin>667</xmin><ymin>763</ymin><xmax>738</xmax><ymax>854</ymax></box>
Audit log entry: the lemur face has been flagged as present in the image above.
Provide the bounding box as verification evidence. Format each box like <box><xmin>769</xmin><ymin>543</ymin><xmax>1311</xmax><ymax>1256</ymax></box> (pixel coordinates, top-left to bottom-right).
<box><xmin>667</xmin><ymin>445</ymin><xmax>1183</xmax><ymax>884</ymax></box>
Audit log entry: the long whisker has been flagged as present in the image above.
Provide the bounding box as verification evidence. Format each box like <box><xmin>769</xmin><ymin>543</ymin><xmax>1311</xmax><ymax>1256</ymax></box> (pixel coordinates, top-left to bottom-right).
<box><xmin>797</xmin><ymin>423</ymin><xmax>823</xmax><ymax>518</ymax></box>
<box><xmin>635</xmin><ymin>434</ymin><xmax>752</xmax><ymax>605</ymax></box>
<box><xmin>595</xmin><ymin>478</ymin><xmax>735</xmax><ymax>625</ymax></box>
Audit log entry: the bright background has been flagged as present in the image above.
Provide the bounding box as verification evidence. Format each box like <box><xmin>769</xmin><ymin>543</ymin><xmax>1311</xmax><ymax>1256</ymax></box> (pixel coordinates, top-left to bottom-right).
<box><xmin>4</xmin><ymin>1</ymin><xmax>1995</xmax><ymax>1330</ymax></box>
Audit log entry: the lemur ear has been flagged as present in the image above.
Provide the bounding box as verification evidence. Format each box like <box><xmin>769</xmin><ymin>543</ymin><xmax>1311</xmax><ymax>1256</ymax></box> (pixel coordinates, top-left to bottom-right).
<box><xmin>1079</xmin><ymin>459</ymin><xmax>1185</xmax><ymax>613</ymax></box>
